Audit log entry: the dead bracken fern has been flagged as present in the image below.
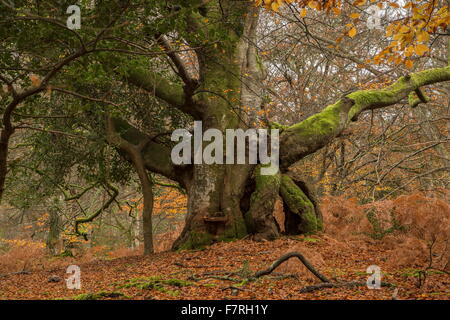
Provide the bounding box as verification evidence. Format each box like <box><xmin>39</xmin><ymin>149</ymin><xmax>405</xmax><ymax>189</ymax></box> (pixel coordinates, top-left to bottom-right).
<box><xmin>321</xmin><ymin>193</ymin><xmax>450</xmax><ymax>272</ymax></box>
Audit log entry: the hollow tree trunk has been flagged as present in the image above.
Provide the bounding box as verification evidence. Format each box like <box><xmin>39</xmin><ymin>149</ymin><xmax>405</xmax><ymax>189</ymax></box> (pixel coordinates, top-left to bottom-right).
<box><xmin>172</xmin><ymin>163</ymin><xmax>252</xmax><ymax>249</ymax></box>
<box><xmin>171</xmin><ymin>162</ymin><xmax>323</xmax><ymax>250</ymax></box>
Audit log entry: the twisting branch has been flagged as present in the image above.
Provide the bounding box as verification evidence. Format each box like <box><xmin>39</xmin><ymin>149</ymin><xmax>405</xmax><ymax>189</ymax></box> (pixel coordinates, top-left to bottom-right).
<box><xmin>254</xmin><ymin>251</ymin><xmax>331</xmax><ymax>283</ymax></box>
<box><xmin>74</xmin><ymin>182</ymin><xmax>118</xmax><ymax>240</ymax></box>
<box><xmin>156</xmin><ymin>34</ymin><xmax>196</xmax><ymax>87</ymax></box>
<box><xmin>105</xmin><ymin>115</ymin><xmax>155</xmax><ymax>254</ymax></box>
<box><xmin>279</xmin><ymin>65</ymin><xmax>450</xmax><ymax>170</ymax></box>
<box><xmin>255</xmin><ymin>252</ymin><xmax>394</xmax><ymax>294</ymax></box>
<box><xmin>408</xmin><ymin>88</ymin><xmax>430</xmax><ymax>108</ymax></box>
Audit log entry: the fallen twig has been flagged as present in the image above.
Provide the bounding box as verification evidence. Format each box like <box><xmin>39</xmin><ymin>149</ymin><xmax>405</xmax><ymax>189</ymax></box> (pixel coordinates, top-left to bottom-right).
<box><xmin>0</xmin><ymin>270</ymin><xmax>31</xmax><ymax>278</ymax></box>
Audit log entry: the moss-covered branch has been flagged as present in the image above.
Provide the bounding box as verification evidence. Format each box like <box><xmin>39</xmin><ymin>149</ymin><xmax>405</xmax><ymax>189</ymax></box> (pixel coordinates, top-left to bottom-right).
<box><xmin>110</xmin><ymin>118</ymin><xmax>189</xmax><ymax>186</ymax></box>
<box><xmin>280</xmin><ymin>65</ymin><xmax>450</xmax><ymax>169</ymax></box>
<box><xmin>122</xmin><ymin>64</ymin><xmax>185</xmax><ymax>109</ymax></box>
<box><xmin>102</xmin><ymin>55</ymin><xmax>201</xmax><ymax>118</ymax></box>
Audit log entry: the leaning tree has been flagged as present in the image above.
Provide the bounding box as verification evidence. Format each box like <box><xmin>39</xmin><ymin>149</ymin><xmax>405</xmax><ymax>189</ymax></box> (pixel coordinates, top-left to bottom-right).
<box><xmin>1</xmin><ymin>0</ymin><xmax>449</xmax><ymax>250</ymax></box>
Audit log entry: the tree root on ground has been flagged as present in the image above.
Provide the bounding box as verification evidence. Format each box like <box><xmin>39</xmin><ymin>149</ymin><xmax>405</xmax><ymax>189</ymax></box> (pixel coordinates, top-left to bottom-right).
<box><xmin>254</xmin><ymin>251</ymin><xmax>330</xmax><ymax>282</ymax></box>
<box><xmin>254</xmin><ymin>251</ymin><xmax>393</xmax><ymax>293</ymax></box>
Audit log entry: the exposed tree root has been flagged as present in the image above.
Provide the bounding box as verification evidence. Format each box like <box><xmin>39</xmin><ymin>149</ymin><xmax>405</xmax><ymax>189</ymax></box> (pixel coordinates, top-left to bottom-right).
<box><xmin>255</xmin><ymin>251</ymin><xmax>394</xmax><ymax>294</ymax></box>
<box><xmin>254</xmin><ymin>251</ymin><xmax>331</xmax><ymax>282</ymax></box>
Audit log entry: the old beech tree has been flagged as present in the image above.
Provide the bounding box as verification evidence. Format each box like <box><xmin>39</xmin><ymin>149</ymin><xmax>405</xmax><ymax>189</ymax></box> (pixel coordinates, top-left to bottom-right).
<box><xmin>1</xmin><ymin>0</ymin><xmax>449</xmax><ymax>251</ymax></box>
<box><xmin>107</xmin><ymin>1</ymin><xmax>450</xmax><ymax>250</ymax></box>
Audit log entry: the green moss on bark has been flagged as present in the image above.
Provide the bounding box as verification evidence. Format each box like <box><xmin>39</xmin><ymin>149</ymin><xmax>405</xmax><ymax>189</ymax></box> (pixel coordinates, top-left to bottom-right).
<box><xmin>280</xmin><ymin>175</ymin><xmax>322</xmax><ymax>233</ymax></box>
<box><xmin>244</xmin><ymin>165</ymin><xmax>281</xmax><ymax>239</ymax></box>
<box><xmin>217</xmin><ymin>217</ymin><xmax>247</xmax><ymax>242</ymax></box>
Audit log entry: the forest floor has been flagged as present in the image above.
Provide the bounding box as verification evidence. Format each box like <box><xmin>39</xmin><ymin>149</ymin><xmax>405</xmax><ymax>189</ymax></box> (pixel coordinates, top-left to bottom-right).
<box><xmin>0</xmin><ymin>234</ymin><xmax>448</xmax><ymax>300</ymax></box>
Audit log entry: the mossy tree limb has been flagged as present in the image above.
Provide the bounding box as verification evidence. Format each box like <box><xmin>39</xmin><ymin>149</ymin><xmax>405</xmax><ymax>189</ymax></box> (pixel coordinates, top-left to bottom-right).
<box><xmin>279</xmin><ymin>66</ymin><xmax>450</xmax><ymax>169</ymax></box>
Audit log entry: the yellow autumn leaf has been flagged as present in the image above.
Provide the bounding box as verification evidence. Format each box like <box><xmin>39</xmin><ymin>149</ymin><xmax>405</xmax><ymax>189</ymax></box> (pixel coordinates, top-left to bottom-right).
<box><xmin>416</xmin><ymin>31</ymin><xmax>430</xmax><ymax>42</ymax></box>
<box><xmin>348</xmin><ymin>27</ymin><xmax>357</xmax><ymax>38</ymax></box>
<box><xmin>414</xmin><ymin>44</ymin><xmax>429</xmax><ymax>56</ymax></box>
<box><xmin>403</xmin><ymin>2</ymin><xmax>413</xmax><ymax>9</ymax></box>
<box><xmin>308</xmin><ymin>0</ymin><xmax>319</xmax><ymax>10</ymax></box>
<box><xmin>404</xmin><ymin>59</ymin><xmax>414</xmax><ymax>69</ymax></box>
<box><xmin>271</xmin><ymin>1</ymin><xmax>280</xmax><ymax>11</ymax></box>
<box><xmin>353</xmin><ymin>0</ymin><xmax>366</xmax><ymax>5</ymax></box>
<box><xmin>405</xmin><ymin>45</ymin><xmax>414</xmax><ymax>57</ymax></box>
<box><xmin>393</xmin><ymin>32</ymin><xmax>404</xmax><ymax>41</ymax></box>
<box><xmin>332</xmin><ymin>7</ymin><xmax>341</xmax><ymax>15</ymax></box>
<box><xmin>349</xmin><ymin>13</ymin><xmax>360</xmax><ymax>19</ymax></box>
<box><xmin>300</xmin><ymin>8</ymin><xmax>307</xmax><ymax>17</ymax></box>
<box><xmin>399</xmin><ymin>25</ymin><xmax>410</xmax><ymax>33</ymax></box>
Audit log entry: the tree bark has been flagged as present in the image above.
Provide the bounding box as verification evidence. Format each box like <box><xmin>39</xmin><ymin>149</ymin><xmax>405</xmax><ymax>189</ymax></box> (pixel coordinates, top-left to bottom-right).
<box><xmin>105</xmin><ymin>116</ymin><xmax>154</xmax><ymax>254</ymax></box>
<box><xmin>46</xmin><ymin>207</ymin><xmax>60</xmax><ymax>255</ymax></box>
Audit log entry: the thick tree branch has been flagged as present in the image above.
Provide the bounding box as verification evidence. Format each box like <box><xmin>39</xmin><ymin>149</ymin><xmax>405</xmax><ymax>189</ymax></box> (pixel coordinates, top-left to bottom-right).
<box><xmin>279</xmin><ymin>65</ymin><xmax>450</xmax><ymax>170</ymax></box>
<box><xmin>118</xmin><ymin>61</ymin><xmax>201</xmax><ymax>118</ymax></box>
<box><xmin>105</xmin><ymin>115</ymin><xmax>155</xmax><ymax>254</ymax></box>
<box><xmin>107</xmin><ymin>118</ymin><xmax>186</xmax><ymax>185</ymax></box>
<box><xmin>156</xmin><ymin>34</ymin><xmax>196</xmax><ymax>87</ymax></box>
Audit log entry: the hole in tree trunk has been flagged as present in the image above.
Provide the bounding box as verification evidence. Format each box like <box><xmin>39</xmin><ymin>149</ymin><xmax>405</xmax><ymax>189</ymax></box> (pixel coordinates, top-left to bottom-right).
<box><xmin>203</xmin><ymin>213</ymin><xmax>227</xmax><ymax>238</ymax></box>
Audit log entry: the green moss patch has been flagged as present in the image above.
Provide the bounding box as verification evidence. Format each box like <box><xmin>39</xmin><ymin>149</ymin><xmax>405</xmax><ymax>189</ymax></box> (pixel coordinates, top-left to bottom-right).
<box><xmin>71</xmin><ymin>291</ymin><xmax>128</xmax><ymax>300</ymax></box>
